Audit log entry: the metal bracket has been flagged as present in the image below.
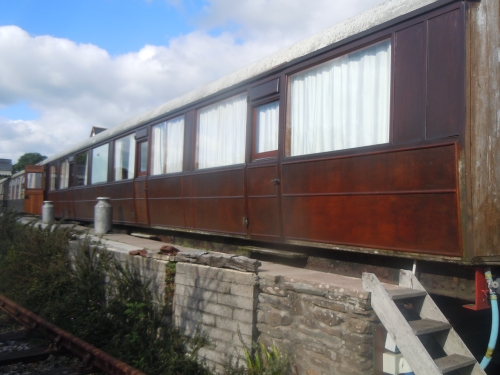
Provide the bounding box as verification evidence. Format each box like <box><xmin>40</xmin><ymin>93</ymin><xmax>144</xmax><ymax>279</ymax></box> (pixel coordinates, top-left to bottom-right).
<box><xmin>463</xmin><ymin>268</ymin><xmax>490</xmax><ymax>311</ymax></box>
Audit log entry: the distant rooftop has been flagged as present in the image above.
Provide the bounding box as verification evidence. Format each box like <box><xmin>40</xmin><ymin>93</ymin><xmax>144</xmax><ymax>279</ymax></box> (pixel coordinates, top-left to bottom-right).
<box><xmin>90</xmin><ymin>127</ymin><xmax>107</xmax><ymax>137</ymax></box>
<box><xmin>0</xmin><ymin>159</ymin><xmax>12</xmax><ymax>176</ymax></box>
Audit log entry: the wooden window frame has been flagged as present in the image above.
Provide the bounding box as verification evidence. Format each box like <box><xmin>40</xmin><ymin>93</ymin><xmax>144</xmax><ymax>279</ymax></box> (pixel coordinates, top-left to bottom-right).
<box><xmin>251</xmin><ymin>96</ymin><xmax>280</xmax><ymax>161</ymax></box>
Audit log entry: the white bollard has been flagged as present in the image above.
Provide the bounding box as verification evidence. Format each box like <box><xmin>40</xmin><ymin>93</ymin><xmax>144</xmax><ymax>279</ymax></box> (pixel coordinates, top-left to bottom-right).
<box><xmin>42</xmin><ymin>201</ymin><xmax>54</xmax><ymax>224</ymax></box>
<box><xmin>94</xmin><ymin>197</ymin><xmax>113</xmax><ymax>235</ymax></box>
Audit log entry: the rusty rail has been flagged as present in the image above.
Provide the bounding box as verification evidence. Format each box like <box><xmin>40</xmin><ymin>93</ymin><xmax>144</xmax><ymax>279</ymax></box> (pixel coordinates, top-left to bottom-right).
<box><xmin>0</xmin><ymin>294</ymin><xmax>147</xmax><ymax>375</ymax></box>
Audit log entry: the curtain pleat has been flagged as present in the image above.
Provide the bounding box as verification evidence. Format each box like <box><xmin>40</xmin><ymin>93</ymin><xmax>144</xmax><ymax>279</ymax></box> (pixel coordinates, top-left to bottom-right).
<box><xmin>197</xmin><ymin>93</ymin><xmax>247</xmax><ymax>169</ymax></box>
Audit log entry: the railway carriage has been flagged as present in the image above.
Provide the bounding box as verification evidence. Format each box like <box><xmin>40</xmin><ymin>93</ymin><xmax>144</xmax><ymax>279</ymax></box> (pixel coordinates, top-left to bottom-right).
<box><xmin>3</xmin><ymin>0</ymin><xmax>499</xmax><ymax>301</ymax></box>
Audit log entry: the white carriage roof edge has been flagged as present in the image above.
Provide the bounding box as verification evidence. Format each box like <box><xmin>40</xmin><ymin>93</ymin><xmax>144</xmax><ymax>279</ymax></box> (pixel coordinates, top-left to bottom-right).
<box><xmin>40</xmin><ymin>0</ymin><xmax>440</xmax><ymax>166</ymax></box>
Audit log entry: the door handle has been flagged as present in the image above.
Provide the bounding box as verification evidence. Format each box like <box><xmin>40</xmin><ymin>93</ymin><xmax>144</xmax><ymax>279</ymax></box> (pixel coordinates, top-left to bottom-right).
<box><xmin>271</xmin><ymin>178</ymin><xmax>280</xmax><ymax>185</ymax></box>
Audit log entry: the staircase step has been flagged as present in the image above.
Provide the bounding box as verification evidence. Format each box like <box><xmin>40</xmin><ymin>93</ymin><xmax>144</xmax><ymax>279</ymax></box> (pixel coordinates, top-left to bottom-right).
<box><xmin>408</xmin><ymin>319</ymin><xmax>452</xmax><ymax>335</ymax></box>
<box><xmin>434</xmin><ymin>354</ymin><xmax>476</xmax><ymax>373</ymax></box>
<box><xmin>387</xmin><ymin>288</ymin><xmax>427</xmax><ymax>300</ymax></box>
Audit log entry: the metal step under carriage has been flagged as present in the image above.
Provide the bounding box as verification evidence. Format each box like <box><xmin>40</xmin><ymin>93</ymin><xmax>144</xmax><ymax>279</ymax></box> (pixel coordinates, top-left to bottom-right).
<box><xmin>362</xmin><ymin>269</ymin><xmax>486</xmax><ymax>375</ymax></box>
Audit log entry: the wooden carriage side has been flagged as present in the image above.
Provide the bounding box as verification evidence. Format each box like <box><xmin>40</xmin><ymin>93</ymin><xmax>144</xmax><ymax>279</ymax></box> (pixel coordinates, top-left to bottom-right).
<box><xmin>41</xmin><ymin>0</ymin><xmax>500</xmax><ymax>267</ymax></box>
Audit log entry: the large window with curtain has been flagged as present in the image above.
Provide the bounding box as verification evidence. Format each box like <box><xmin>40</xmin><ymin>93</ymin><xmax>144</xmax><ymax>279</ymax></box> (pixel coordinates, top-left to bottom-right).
<box><xmin>91</xmin><ymin>144</ymin><xmax>109</xmax><ymax>184</ymax></box>
<box><xmin>151</xmin><ymin>116</ymin><xmax>184</xmax><ymax>175</ymax></box>
<box><xmin>287</xmin><ymin>39</ymin><xmax>392</xmax><ymax>157</ymax></box>
<box><xmin>59</xmin><ymin>159</ymin><xmax>70</xmax><ymax>189</ymax></box>
<box><xmin>114</xmin><ymin>134</ymin><xmax>136</xmax><ymax>181</ymax></box>
<box><xmin>197</xmin><ymin>93</ymin><xmax>247</xmax><ymax>169</ymax></box>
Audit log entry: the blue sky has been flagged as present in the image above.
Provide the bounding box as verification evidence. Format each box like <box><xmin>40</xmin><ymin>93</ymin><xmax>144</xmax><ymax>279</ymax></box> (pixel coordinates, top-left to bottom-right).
<box><xmin>0</xmin><ymin>0</ymin><xmax>386</xmax><ymax>163</ymax></box>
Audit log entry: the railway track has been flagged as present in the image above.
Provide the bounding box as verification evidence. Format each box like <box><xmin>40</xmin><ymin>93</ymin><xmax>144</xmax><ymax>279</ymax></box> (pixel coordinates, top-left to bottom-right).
<box><xmin>0</xmin><ymin>295</ymin><xmax>146</xmax><ymax>375</ymax></box>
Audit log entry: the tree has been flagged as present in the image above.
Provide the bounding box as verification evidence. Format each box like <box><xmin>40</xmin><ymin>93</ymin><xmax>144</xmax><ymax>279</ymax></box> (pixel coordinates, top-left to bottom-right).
<box><xmin>12</xmin><ymin>153</ymin><xmax>47</xmax><ymax>173</ymax></box>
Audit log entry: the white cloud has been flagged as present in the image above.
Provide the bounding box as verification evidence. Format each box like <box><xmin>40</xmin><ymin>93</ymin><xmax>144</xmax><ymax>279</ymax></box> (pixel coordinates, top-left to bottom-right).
<box><xmin>0</xmin><ymin>0</ymin><xmax>386</xmax><ymax>162</ymax></box>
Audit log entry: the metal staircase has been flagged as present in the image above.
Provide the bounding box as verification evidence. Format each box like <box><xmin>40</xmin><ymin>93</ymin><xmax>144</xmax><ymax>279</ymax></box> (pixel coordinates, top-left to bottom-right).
<box><xmin>362</xmin><ymin>270</ymin><xmax>486</xmax><ymax>375</ymax></box>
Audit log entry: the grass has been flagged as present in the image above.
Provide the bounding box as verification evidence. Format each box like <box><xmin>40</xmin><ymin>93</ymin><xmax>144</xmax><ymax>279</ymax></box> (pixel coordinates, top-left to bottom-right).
<box><xmin>0</xmin><ymin>209</ymin><xmax>211</xmax><ymax>375</ymax></box>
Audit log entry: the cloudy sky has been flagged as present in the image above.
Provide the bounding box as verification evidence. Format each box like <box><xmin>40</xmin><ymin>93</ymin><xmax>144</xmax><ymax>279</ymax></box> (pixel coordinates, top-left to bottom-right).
<box><xmin>0</xmin><ymin>0</ymin><xmax>387</xmax><ymax>163</ymax></box>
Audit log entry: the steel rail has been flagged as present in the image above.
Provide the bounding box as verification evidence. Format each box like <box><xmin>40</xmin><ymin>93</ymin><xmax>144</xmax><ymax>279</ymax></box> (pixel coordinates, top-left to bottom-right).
<box><xmin>0</xmin><ymin>294</ymin><xmax>147</xmax><ymax>375</ymax></box>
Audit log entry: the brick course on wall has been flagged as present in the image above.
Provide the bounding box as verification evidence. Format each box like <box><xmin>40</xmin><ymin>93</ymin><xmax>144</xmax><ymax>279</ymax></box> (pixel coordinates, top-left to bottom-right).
<box><xmin>174</xmin><ymin>263</ymin><xmax>259</xmax><ymax>374</ymax></box>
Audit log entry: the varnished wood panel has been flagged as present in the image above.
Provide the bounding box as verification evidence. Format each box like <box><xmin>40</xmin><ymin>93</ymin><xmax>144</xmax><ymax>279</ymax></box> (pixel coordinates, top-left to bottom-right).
<box><xmin>147</xmin><ymin>177</ymin><xmax>183</xmax><ymax>198</ymax></box>
<box><xmin>281</xmin><ymin>144</ymin><xmax>461</xmax><ymax>256</ymax></box>
<box><xmin>283</xmin><ymin>193</ymin><xmax>460</xmax><ymax>256</ymax></box>
<box><xmin>191</xmin><ymin>169</ymin><xmax>244</xmax><ymax>197</ymax></box>
<box><xmin>469</xmin><ymin>0</ymin><xmax>500</xmax><ymax>257</ymax></box>
<box><xmin>426</xmin><ymin>9</ymin><xmax>463</xmax><ymax>139</ymax></box>
<box><xmin>247</xmin><ymin>165</ymin><xmax>281</xmax><ymax>239</ymax></box>
<box><xmin>149</xmin><ymin>198</ymin><xmax>185</xmax><ymax>228</ymax></box>
<box><xmin>147</xmin><ymin>176</ymin><xmax>184</xmax><ymax>227</ymax></box>
<box><xmin>134</xmin><ymin>179</ymin><xmax>149</xmax><ymax>225</ymax></box>
<box><xmin>248</xmin><ymin>197</ymin><xmax>280</xmax><ymax>239</ymax></box>
<box><xmin>191</xmin><ymin>168</ymin><xmax>246</xmax><ymax>235</ymax></box>
<box><xmin>247</xmin><ymin>166</ymin><xmax>278</xmax><ymax>196</ymax></box>
<box><xmin>282</xmin><ymin>145</ymin><xmax>457</xmax><ymax>195</ymax></box>
<box><xmin>393</xmin><ymin>22</ymin><xmax>426</xmax><ymax>144</ymax></box>
<box><xmin>192</xmin><ymin>197</ymin><xmax>246</xmax><ymax>235</ymax></box>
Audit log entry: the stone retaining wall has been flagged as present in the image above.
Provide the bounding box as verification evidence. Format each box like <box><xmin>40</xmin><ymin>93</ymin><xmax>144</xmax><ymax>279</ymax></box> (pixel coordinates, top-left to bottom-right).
<box><xmin>258</xmin><ymin>272</ymin><xmax>377</xmax><ymax>375</ymax></box>
<box><xmin>174</xmin><ymin>263</ymin><xmax>258</xmax><ymax>374</ymax></box>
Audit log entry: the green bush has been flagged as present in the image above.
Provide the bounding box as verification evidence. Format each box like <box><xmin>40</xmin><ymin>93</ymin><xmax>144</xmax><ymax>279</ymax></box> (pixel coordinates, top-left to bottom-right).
<box><xmin>0</xmin><ymin>209</ymin><xmax>211</xmax><ymax>375</ymax></box>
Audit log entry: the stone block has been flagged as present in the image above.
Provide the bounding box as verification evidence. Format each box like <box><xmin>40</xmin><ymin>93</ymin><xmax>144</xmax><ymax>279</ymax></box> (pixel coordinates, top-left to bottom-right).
<box><xmin>343</xmin><ymin>332</ymin><xmax>373</xmax><ymax>345</ymax></box>
<box><xmin>339</xmin><ymin>348</ymin><xmax>372</xmax><ymax>371</ymax></box>
<box><xmin>256</xmin><ymin>323</ymin><xmax>286</xmax><ymax>339</ymax></box>
<box><xmin>232</xmin><ymin>308</ymin><xmax>254</xmax><ymax>324</ymax></box>
<box><xmin>258</xmin><ymin>293</ymin><xmax>294</xmax><ymax>310</ymax></box>
<box><xmin>218</xmin><ymin>293</ymin><xmax>255</xmax><ymax>310</ymax></box>
<box><xmin>196</xmin><ymin>279</ymin><xmax>231</xmax><ymax>294</ymax></box>
<box><xmin>303</xmin><ymin>296</ymin><xmax>347</xmax><ymax>313</ymax></box>
<box><xmin>257</xmin><ymin>308</ymin><xmax>292</xmax><ymax>327</ymax></box>
<box><xmin>215</xmin><ymin>316</ymin><xmax>253</xmax><ymax>336</ymax></box>
<box><xmin>175</xmin><ymin>272</ymin><xmax>196</xmax><ymax>287</ymax></box>
<box><xmin>230</xmin><ymin>283</ymin><xmax>256</xmax><ymax>298</ymax></box>
<box><xmin>283</xmin><ymin>281</ymin><xmax>327</xmax><ymax>296</ymax></box>
<box><xmin>311</xmin><ymin>305</ymin><xmax>342</xmax><ymax>327</ymax></box>
<box><xmin>207</xmin><ymin>327</ymin><xmax>235</xmax><ymax>343</ymax></box>
<box><xmin>346</xmin><ymin>317</ymin><xmax>374</xmax><ymax>334</ymax></box>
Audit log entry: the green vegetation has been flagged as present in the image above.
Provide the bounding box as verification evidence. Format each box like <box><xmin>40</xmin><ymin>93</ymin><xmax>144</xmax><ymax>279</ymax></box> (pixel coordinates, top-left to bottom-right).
<box><xmin>224</xmin><ymin>338</ymin><xmax>291</xmax><ymax>375</ymax></box>
<box><xmin>12</xmin><ymin>152</ymin><xmax>47</xmax><ymax>173</ymax></box>
<box><xmin>0</xmin><ymin>209</ymin><xmax>210</xmax><ymax>375</ymax></box>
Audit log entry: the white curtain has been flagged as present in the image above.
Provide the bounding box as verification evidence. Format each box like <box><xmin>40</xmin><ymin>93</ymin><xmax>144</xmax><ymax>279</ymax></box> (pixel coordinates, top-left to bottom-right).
<box><xmin>197</xmin><ymin>93</ymin><xmax>247</xmax><ymax>169</ymax></box>
<box><xmin>256</xmin><ymin>101</ymin><xmax>279</xmax><ymax>154</ymax></box>
<box><xmin>289</xmin><ymin>39</ymin><xmax>391</xmax><ymax>157</ymax></box>
<box><xmin>59</xmin><ymin>160</ymin><xmax>69</xmax><ymax>189</ymax></box>
<box><xmin>151</xmin><ymin>116</ymin><xmax>184</xmax><ymax>175</ymax></box>
<box><xmin>114</xmin><ymin>135</ymin><xmax>135</xmax><ymax>180</ymax></box>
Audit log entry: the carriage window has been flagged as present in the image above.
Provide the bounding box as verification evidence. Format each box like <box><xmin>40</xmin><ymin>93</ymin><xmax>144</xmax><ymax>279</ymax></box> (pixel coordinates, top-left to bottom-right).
<box><xmin>114</xmin><ymin>134</ymin><xmax>136</xmax><ymax>181</ymax></box>
<box><xmin>26</xmin><ymin>173</ymin><xmax>42</xmax><ymax>189</ymax></box>
<box><xmin>76</xmin><ymin>152</ymin><xmax>88</xmax><ymax>186</ymax></box>
<box><xmin>287</xmin><ymin>39</ymin><xmax>391</xmax><ymax>157</ymax></box>
<box><xmin>59</xmin><ymin>160</ymin><xmax>69</xmax><ymax>189</ymax></box>
<box><xmin>49</xmin><ymin>165</ymin><xmax>57</xmax><ymax>190</ymax></box>
<box><xmin>253</xmin><ymin>101</ymin><xmax>279</xmax><ymax>160</ymax></box>
<box><xmin>91</xmin><ymin>144</ymin><xmax>109</xmax><ymax>184</ymax></box>
<box><xmin>151</xmin><ymin>116</ymin><xmax>184</xmax><ymax>175</ymax></box>
<box><xmin>197</xmin><ymin>93</ymin><xmax>247</xmax><ymax>169</ymax></box>
<box><xmin>139</xmin><ymin>142</ymin><xmax>148</xmax><ymax>175</ymax></box>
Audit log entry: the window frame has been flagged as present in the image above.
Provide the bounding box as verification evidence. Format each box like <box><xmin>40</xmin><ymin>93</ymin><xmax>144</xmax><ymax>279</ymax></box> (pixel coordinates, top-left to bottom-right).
<box><xmin>90</xmin><ymin>143</ymin><xmax>110</xmax><ymax>185</ymax></box>
<box><xmin>195</xmin><ymin>92</ymin><xmax>248</xmax><ymax>170</ymax></box>
<box><xmin>251</xmin><ymin>96</ymin><xmax>280</xmax><ymax>161</ymax></box>
<box><xmin>113</xmin><ymin>133</ymin><xmax>136</xmax><ymax>181</ymax></box>
<box><xmin>150</xmin><ymin>115</ymin><xmax>185</xmax><ymax>176</ymax></box>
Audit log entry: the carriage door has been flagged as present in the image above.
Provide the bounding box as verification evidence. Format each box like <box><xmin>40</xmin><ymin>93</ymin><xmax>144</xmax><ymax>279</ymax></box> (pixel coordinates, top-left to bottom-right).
<box><xmin>24</xmin><ymin>165</ymin><xmax>44</xmax><ymax>215</ymax></box>
<box><xmin>246</xmin><ymin>89</ymin><xmax>283</xmax><ymax>241</ymax></box>
<box><xmin>133</xmin><ymin>135</ymin><xmax>150</xmax><ymax>226</ymax></box>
